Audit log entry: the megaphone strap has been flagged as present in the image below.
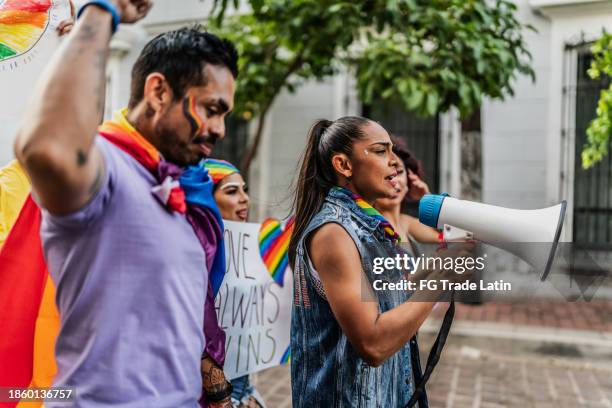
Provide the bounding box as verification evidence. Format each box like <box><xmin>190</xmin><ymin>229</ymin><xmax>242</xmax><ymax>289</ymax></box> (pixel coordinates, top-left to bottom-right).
<box><xmin>405</xmin><ymin>291</ymin><xmax>455</xmax><ymax>408</ymax></box>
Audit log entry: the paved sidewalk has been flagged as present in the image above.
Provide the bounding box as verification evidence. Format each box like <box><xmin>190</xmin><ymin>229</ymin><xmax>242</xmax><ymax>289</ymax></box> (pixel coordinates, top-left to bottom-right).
<box><xmin>422</xmin><ymin>333</ymin><xmax>612</xmax><ymax>408</ymax></box>
<box><xmin>254</xmin><ymin>300</ymin><xmax>612</xmax><ymax>407</ymax></box>
<box><xmin>255</xmin><ymin>365</ymin><xmax>292</xmax><ymax>408</ymax></box>
<box><xmin>430</xmin><ymin>300</ymin><xmax>612</xmax><ymax>331</ymax></box>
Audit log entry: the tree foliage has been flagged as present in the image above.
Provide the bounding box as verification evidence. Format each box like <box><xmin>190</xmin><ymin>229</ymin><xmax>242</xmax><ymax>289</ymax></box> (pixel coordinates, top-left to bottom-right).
<box><xmin>583</xmin><ymin>32</ymin><xmax>612</xmax><ymax>169</ymax></box>
<box><xmin>211</xmin><ymin>0</ymin><xmax>535</xmax><ymax>172</ymax></box>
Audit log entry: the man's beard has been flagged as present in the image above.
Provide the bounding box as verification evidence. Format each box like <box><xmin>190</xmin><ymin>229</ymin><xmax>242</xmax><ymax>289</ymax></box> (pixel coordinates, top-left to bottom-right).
<box><xmin>157</xmin><ymin>127</ymin><xmax>218</xmax><ymax>167</ymax></box>
<box><xmin>157</xmin><ymin>125</ymin><xmax>194</xmax><ymax>167</ymax></box>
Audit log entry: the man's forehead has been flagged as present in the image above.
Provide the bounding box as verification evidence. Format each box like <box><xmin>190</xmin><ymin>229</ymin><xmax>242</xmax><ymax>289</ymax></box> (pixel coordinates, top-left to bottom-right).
<box><xmin>191</xmin><ymin>65</ymin><xmax>235</xmax><ymax>107</ymax></box>
<box><xmin>203</xmin><ymin>65</ymin><xmax>235</xmax><ymax>91</ymax></box>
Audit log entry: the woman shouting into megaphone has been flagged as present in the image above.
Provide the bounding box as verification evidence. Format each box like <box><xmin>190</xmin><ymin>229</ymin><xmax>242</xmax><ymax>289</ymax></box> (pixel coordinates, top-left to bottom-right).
<box><xmin>288</xmin><ymin>117</ymin><xmax>471</xmax><ymax>408</ymax></box>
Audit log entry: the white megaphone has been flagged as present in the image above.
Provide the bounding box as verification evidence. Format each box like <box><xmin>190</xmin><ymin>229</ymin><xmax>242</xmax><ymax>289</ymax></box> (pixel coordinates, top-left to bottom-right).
<box><xmin>419</xmin><ymin>194</ymin><xmax>567</xmax><ymax>281</ymax></box>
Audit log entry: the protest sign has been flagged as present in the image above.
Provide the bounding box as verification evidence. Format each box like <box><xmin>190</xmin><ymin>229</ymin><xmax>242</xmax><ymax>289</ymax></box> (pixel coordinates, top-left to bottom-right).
<box><xmin>217</xmin><ymin>219</ymin><xmax>294</xmax><ymax>379</ymax></box>
<box><xmin>0</xmin><ymin>0</ymin><xmax>72</xmax><ymax>163</ymax></box>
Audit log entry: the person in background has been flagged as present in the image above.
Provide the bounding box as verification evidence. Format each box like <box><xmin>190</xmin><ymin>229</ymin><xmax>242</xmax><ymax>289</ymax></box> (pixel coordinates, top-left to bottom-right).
<box><xmin>57</xmin><ymin>0</ymin><xmax>76</xmax><ymax>36</ymax></box>
<box><xmin>202</xmin><ymin>158</ymin><xmax>266</xmax><ymax>408</ymax></box>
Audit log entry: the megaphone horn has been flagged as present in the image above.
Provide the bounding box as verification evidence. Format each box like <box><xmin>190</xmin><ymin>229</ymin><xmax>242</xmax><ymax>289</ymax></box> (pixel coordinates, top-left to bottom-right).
<box><xmin>419</xmin><ymin>194</ymin><xmax>567</xmax><ymax>281</ymax></box>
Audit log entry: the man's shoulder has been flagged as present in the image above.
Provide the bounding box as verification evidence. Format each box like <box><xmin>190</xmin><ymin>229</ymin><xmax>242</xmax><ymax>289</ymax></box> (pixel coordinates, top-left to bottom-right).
<box><xmin>94</xmin><ymin>136</ymin><xmax>150</xmax><ymax>179</ymax></box>
<box><xmin>95</xmin><ymin>135</ymin><xmax>124</xmax><ymax>160</ymax></box>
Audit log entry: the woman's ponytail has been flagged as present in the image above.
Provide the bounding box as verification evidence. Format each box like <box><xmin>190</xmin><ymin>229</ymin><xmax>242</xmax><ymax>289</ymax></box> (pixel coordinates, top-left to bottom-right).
<box><xmin>289</xmin><ymin>119</ymin><xmax>332</xmax><ymax>268</ymax></box>
<box><xmin>289</xmin><ymin>116</ymin><xmax>370</xmax><ymax>268</ymax></box>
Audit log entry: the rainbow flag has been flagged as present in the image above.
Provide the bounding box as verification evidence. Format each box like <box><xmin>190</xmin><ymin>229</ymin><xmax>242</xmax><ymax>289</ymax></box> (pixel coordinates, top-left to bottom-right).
<box><xmin>0</xmin><ymin>0</ymin><xmax>52</xmax><ymax>61</ymax></box>
<box><xmin>0</xmin><ymin>196</ymin><xmax>59</xmax><ymax>408</ymax></box>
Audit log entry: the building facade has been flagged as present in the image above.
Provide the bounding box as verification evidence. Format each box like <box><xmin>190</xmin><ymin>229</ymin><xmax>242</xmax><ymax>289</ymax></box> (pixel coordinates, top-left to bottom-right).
<box><xmin>5</xmin><ymin>0</ymin><xmax>609</xmax><ymax>249</ymax></box>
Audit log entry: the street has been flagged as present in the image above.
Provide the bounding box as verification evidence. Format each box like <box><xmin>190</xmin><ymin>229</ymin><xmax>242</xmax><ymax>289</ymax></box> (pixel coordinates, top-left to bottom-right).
<box><xmin>254</xmin><ymin>301</ymin><xmax>612</xmax><ymax>408</ymax></box>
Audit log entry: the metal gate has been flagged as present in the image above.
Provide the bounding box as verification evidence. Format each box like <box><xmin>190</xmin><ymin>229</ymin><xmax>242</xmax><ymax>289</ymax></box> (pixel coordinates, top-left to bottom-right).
<box><xmin>573</xmin><ymin>49</ymin><xmax>612</xmax><ymax>249</ymax></box>
<box><xmin>363</xmin><ymin>100</ymin><xmax>440</xmax><ymax>216</ymax></box>
<box><xmin>213</xmin><ymin>117</ymin><xmax>249</xmax><ymax>167</ymax></box>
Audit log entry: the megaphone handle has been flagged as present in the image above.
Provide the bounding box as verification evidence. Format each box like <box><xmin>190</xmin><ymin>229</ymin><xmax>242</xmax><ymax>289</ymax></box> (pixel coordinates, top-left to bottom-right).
<box><xmin>405</xmin><ymin>291</ymin><xmax>455</xmax><ymax>408</ymax></box>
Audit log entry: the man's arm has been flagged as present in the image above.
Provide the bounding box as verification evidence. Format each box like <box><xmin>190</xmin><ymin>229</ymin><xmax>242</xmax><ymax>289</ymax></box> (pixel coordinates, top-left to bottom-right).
<box><xmin>201</xmin><ymin>354</ymin><xmax>233</xmax><ymax>407</ymax></box>
<box><xmin>13</xmin><ymin>1</ymin><xmax>152</xmax><ymax>215</ymax></box>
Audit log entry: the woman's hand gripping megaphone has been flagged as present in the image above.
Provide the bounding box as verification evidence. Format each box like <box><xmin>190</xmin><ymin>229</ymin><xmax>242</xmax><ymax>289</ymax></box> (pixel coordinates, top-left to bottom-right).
<box><xmin>406</xmin><ymin>242</ymin><xmax>477</xmax><ymax>301</ymax></box>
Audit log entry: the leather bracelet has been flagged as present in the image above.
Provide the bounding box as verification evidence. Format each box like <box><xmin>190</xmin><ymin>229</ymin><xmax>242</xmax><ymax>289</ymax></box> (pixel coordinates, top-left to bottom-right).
<box><xmin>204</xmin><ymin>381</ymin><xmax>233</xmax><ymax>402</ymax></box>
<box><xmin>77</xmin><ymin>0</ymin><xmax>120</xmax><ymax>34</ymax></box>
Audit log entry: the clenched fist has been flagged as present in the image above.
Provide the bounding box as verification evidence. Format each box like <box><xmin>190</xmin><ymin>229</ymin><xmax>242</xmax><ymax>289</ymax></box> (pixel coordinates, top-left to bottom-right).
<box><xmin>110</xmin><ymin>0</ymin><xmax>153</xmax><ymax>24</ymax></box>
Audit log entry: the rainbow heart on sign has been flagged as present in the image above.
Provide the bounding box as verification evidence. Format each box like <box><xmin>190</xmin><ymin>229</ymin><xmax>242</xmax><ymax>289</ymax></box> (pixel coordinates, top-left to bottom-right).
<box><xmin>258</xmin><ymin>216</ymin><xmax>295</xmax><ymax>287</ymax></box>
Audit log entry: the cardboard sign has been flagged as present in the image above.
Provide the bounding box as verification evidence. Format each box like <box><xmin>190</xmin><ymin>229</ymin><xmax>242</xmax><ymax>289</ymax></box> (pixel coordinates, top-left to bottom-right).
<box><xmin>0</xmin><ymin>0</ymin><xmax>72</xmax><ymax>163</ymax></box>
<box><xmin>216</xmin><ymin>220</ymin><xmax>294</xmax><ymax>379</ymax></box>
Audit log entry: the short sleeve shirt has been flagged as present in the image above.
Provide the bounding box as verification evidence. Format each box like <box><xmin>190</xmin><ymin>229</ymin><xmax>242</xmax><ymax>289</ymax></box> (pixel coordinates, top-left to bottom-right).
<box><xmin>41</xmin><ymin>137</ymin><xmax>207</xmax><ymax>407</ymax></box>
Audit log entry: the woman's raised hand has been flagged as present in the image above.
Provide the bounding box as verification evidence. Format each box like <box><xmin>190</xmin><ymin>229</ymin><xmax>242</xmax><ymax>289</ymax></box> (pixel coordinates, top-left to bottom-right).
<box><xmin>407</xmin><ymin>170</ymin><xmax>431</xmax><ymax>201</ymax></box>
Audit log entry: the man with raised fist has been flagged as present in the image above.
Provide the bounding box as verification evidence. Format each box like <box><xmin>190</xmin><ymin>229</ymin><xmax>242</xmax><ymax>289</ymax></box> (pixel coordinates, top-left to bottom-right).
<box><xmin>13</xmin><ymin>1</ymin><xmax>238</xmax><ymax>406</ymax></box>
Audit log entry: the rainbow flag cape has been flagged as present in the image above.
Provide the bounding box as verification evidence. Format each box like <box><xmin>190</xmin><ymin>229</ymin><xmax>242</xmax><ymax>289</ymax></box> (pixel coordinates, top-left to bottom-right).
<box><xmin>0</xmin><ymin>196</ymin><xmax>59</xmax><ymax>408</ymax></box>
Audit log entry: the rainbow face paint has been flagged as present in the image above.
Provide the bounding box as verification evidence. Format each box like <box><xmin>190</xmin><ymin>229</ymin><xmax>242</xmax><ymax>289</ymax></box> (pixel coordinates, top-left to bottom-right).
<box><xmin>183</xmin><ymin>95</ymin><xmax>204</xmax><ymax>138</ymax></box>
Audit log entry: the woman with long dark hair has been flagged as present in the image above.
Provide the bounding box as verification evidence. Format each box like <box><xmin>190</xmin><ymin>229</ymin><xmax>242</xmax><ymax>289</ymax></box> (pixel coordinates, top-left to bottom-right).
<box><xmin>288</xmin><ymin>117</ymin><xmax>463</xmax><ymax>407</ymax></box>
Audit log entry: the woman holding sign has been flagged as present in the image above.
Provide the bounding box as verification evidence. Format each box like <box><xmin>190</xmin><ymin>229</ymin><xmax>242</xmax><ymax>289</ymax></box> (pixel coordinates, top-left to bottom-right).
<box><xmin>202</xmin><ymin>159</ymin><xmax>266</xmax><ymax>408</ymax></box>
<box><xmin>289</xmin><ymin>118</ymin><xmax>469</xmax><ymax>407</ymax></box>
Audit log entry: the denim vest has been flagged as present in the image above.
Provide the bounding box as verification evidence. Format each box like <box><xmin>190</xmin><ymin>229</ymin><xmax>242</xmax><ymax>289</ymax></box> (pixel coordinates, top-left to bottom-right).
<box><xmin>291</xmin><ymin>188</ymin><xmax>428</xmax><ymax>408</ymax></box>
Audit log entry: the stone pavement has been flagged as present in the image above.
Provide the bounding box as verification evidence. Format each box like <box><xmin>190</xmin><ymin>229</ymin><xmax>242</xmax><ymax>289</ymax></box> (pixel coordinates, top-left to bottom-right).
<box><xmin>421</xmin><ymin>332</ymin><xmax>612</xmax><ymax>408</ymax></box>
<box><xmin>430</xmin><ymin>300</ymin><xmax>612</xmax><ymax>332</ymax></box>
<box><xmin>254</xmin><ymin>365</ymin><xmax>292</xmax><ymax>408</ymax></box>
<box><xmin>253</xmin><ymin>301</ymin><xmax>612</xmax><ymax>407</ymax></box>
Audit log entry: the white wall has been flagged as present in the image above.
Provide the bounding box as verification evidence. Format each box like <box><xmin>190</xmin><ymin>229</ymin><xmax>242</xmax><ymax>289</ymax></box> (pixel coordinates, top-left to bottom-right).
<box><xmin>250</xmin><ymin>78</ymin><xmax>341</xmax><ymax>221</ymax></box>
<box><xmin>530</xmin><ymin>0</ymin><xmax>612</xmax><ymax>240</ymax></box>
<box><xmin>481</xmin><ymin>0</ymin><xmax>553</xmax><ymax>210</ymax></box>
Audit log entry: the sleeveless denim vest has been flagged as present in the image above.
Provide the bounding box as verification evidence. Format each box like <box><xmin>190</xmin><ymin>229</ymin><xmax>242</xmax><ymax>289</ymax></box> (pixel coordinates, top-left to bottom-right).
<box><xmin>291</xmin><ymin>188</ymin><xmax>428</xmax><ymax>408</ymax></box>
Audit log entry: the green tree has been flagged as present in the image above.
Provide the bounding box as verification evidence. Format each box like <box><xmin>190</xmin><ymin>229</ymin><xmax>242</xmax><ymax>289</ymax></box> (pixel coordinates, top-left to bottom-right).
<box><xmin>212</xmin><ymin>0</ymin><xmax>535</xmax><ymax>175</ymax></box>
<box><xmin>582</xmin><ymin>32</ymin><xmax>612</xmax><ymax>169</ymax></box>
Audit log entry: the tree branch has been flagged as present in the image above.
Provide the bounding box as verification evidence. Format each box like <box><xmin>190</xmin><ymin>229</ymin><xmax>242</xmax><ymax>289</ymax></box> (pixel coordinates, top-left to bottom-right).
<box><xmin>240</xmin><ymin>50</ymin><xmax>305</xmax><ymax>176</ymax></box>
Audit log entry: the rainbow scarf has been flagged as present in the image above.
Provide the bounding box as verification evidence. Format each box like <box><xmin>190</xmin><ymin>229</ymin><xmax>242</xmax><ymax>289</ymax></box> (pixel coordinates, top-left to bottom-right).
<box><xmin>332</xmin><ymin>186</ymin><xmax>401</xmax><ymax>243</ymax></box>
<box><xmin>201</xmin><ymin>158</ymin><xmax>239</xmax><ymax>185</ymax></box>
<box><xmin>98</xmin><ymin>109</ymin><xmax>227</xmax><ymax>295</ymax></box>
<box><xmin>0</xmin><ymin>196</ymin><xmax>58</xmax><ymax>408</ymax></box>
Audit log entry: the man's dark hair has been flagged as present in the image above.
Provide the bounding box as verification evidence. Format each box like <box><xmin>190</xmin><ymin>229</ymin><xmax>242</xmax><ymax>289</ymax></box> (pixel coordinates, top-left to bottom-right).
<box><xmin>128</xmin><ymin>26</ymin><xmax>238</xmax><ymax>108</ymax></box>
